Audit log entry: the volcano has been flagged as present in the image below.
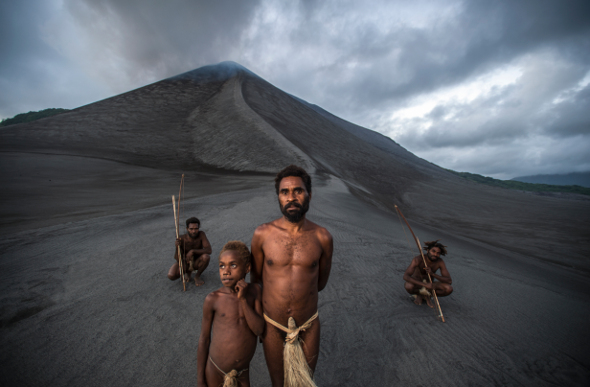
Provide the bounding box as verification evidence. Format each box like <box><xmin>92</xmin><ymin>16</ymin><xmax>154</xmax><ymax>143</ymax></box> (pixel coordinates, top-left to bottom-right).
<box><xmin>1</xmin><ymin>62</ymin><xmax>588</xmax><ymax>386</ymax></box>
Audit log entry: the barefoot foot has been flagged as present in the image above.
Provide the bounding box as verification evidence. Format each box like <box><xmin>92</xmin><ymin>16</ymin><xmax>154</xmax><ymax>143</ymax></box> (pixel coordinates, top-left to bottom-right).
<box><xmin>425</xmin><ymin>297</ymin><xmax>434</xmax><ymax>309</ymax></box>
<box><xmin>194</xmin><ymin>275</ymin><xmax>205</xmax><ymax>287</ymax></box>
<box><xmin>412</xmin><ymin>294</ymin><xmax>423</xmax><ymax>305</ymax></box>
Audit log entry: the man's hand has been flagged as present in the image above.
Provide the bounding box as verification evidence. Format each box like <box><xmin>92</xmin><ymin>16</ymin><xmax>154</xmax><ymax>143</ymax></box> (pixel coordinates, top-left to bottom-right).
<box><xmin>235</xmin><ymin>279</ymin><xmax>248</xmax><ymax>299</ymax></box>
<box><xmin>424</xmin><ymin>266</ymin><xmax>433</xmax><ymax>275</ymax></box>
<box><xmin>175</xmin><ymin>238</ymin><xmax>182</xmax><ymax>247</ymax></box>
<box><xmin>422</xmin><ymin>281</ymin><xmax>434</xmax><ymax>291</ymax></box>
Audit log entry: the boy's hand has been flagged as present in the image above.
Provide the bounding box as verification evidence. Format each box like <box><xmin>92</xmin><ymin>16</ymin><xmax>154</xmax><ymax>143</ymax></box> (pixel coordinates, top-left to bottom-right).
<box><xmin>235</xmin><ymin>279</ymin><xmax>248</xmax><ymax>299</ymax></box>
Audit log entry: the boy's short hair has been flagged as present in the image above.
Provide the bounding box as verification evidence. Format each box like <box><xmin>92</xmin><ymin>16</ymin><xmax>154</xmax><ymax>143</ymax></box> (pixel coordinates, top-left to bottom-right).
<box><xmin>219</xmin><ymin>241</ymin><xmax>251</xmax><ymax>265</ymax></box>
<box><xmin>186</xmin><ymin>217</ymin><xmax>200</xmax><ymax>228</ymax></box>
<box><xmin>274</xmin><ymin>165</ymin><xmax>312</xmax><ymax>195</ymax></box>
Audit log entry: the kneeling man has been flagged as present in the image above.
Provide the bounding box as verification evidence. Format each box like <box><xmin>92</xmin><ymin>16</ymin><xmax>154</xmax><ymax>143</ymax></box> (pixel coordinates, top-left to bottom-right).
<box><xmin>168</xmin><ymin>217</ymin><xmax>212</xmax><ymax>287</ymax></box>
<box><xmin>251</xmin><ymin>165</ymin><xmax>333</xmax><ymax>387</ymax></box>
<box><xmin>403</xmin><ymin>240</ymin><xmax>453</xmax><ymax>307</ymax></box>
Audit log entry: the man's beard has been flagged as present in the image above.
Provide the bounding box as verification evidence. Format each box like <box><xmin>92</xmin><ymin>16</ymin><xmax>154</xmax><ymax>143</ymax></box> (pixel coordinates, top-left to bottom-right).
<box><xmin>427</xmin><ymin>252</ymin><xmax>439</xmax><ymax>261</ymax></box>
<box><xmin>280</xmin><ymin>198</ymin><xmax>310</xmax><ymax>223</ymax></box>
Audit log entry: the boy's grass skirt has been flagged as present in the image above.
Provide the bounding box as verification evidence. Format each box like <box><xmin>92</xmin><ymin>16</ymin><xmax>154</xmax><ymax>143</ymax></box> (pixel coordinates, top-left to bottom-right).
<box><xmin>209</xmin><ymin>356</ymin><xmax>248</xmax><ymax>387</ymax></box>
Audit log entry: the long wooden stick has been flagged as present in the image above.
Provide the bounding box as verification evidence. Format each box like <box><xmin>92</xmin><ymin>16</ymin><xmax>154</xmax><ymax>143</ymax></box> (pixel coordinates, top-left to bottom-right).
<box><xmin>177</xmin><ymin>174</ymin><xmax>184</xmax><ymax>234</ymax></box>
<box><xmin>395</xmin><ymin>205</ymin><xmax>445</xmax><ymax>322</ymax></box>
<box><xmin>172</xmin><ymin>194</ymin><xmax>186</xmax><ymax>292</ymax></box>
<box><xmin>178</xmin><ymin>174</ymin><xmax>185</xmax><ymax>286</ymax></box>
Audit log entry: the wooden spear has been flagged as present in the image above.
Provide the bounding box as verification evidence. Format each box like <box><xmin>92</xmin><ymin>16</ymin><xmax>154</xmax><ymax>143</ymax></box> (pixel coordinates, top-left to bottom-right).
<box><xmin>395</xmin><ymin>205</ymin><xmax>445</xmax><ymax>322</ymax></box>
<box><xmin>172</xmin><ymin>194</ymin><xmax>186</xmax><ymax>292</ymax></box>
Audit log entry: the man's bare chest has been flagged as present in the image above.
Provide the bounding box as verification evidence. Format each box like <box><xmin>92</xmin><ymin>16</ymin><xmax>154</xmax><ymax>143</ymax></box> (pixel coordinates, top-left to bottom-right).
<box><xmin>263</xmin><ymin>232</ymin><xmax>323</xmax><ymax>266</ymax></box>
<box><xmin>182</xmin><ymin>236</ymin><xmax>202</xmax><ymax>250</ymax></box>
<box><xmin>417</xmin><ymin>261</ymin><xmax>441</xmax><ymax>276</ymax></box>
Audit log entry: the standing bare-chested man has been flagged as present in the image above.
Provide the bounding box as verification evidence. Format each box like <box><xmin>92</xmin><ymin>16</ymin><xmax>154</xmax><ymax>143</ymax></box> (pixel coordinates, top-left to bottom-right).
<box><xmin>403</xmin><ymin>240</ymin><xmax>453</xmax><ymax>307</ymax></box>
<box><xmin>251</xmin><ymin>165</ymin><xmax>333</xmax><ymax>387</ymax></box>
<box><xmin>168</xmin><ymin>217</ymin><xmax>212</xmax><ymax>287</ymax></box>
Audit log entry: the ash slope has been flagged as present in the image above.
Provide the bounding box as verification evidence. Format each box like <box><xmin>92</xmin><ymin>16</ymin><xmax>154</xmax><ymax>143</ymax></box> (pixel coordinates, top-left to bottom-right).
<box><xmin>2</xmin><ymin>61</ymin><xmax>588</xmax><ymax>270</ymax></box>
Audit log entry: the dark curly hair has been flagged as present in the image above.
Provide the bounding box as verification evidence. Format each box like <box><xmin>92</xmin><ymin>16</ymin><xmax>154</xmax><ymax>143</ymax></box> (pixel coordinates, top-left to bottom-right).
<box><xmin>423</xmin><ymin>240</ymin><xmax>447</xmax><ymax>256</ymax></box>
<box><xmin>186</xmin><ymin>217</ymin><xmax>200</xmax><ymax>228</ymax></box>
<box><xmin>219</xmin><ymin>240</ymin><xmax>251</xmax><ymax>265</ymax></box>
<box><xmin>274</xmin><ymin>165</ymin><xmax>312</xmax><ymax>195</ymax></box>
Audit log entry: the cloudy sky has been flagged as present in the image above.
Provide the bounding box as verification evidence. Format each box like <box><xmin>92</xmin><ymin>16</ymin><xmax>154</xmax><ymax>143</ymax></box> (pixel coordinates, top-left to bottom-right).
<box><xmin>2</xmin><ymin>0</ymin><xmax>589</xmax><ymax>179</ymax></box>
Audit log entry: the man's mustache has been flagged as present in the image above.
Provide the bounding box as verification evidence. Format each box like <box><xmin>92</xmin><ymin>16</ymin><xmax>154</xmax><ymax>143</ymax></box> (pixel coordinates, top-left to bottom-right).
<box><xmin>285</xmin><ymin>202</ymin><xmax>302</xmax><ymax>210</ymax></box>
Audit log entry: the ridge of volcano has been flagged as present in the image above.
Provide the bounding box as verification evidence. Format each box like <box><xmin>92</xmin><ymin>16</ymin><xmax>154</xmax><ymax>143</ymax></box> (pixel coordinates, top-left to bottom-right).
<box><xmin>1</xmin><ymin>61</ymin><xmax>587</xmax><ymax>269</ymax></box>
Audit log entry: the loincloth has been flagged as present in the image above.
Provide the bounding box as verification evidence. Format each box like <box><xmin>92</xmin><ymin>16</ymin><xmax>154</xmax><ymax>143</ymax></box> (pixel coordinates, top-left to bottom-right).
<box><xmin>209</xmin><ymin>356</ymin><xmax>248</xmax><ymax>387</ymax></box>
<box><xmin>419</xmin><ymin>279</ymin><xmax>431</xmax><ymax>297</ymax></box>
<box><xmin>177</xmin><ymin>253</ymin><xmax>204</xmax><ymax>271</ymax></box>
<box><xmin>263</xmin><ymin>312</ymin><xmax>319</xmax><ymax>387</ymax></box>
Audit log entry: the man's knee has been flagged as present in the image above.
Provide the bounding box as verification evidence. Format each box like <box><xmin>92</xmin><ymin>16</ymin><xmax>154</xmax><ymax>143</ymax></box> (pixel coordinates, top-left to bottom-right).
<box><xmin>404</xmin><ymin>282</ymin><xmax>414</xmax><ymax>293</ymax></box>
<box><xmin>167</xmin><ymin>269</ymin><xmax>179</xmax><ymax>281</ymax></box>
<box><xmin>197</xmin><ymin>254</ymin><xmax>211</xmax><ymax>267</ymax></box>
<box><xmin>445</xmin><ymin>284</ymin><xmax>453</xmax><ymax>295</ymax></box>
<box><xmin>168</xmin><ymin>263</ymin><xmax>179</xmax><ymax>280</ymax></box>
<box><xmin>438</xmin><ymin>284</ymin><xmax>453</xmax><ymax>296</ymax></box>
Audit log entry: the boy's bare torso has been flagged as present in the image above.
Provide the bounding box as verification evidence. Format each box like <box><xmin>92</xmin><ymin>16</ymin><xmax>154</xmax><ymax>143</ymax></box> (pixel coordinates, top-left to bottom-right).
<box><xmin>207</xmin><ymin>287</ymin><xmax>259</xmax><ymax>371</ymax></box>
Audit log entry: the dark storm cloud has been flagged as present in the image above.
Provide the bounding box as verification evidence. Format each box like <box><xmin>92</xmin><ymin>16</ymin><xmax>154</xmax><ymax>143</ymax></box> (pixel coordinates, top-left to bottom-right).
<box><xmin>2</xmin><ymin>0</ymin><xmax>590</xmax><ymax>178</ymax></box>
<box><xmin>281</xmin><ymin>0</ymin><xmax>590</xmax><ymax>115</ymax></box>
<box><xmin>58</xmin><ymin>0</ymin><xmax>263</xmax><ymax>84</ymax></box>
<box><xmin>539</xmin><ymin>84</ymin><xmax>590</xmax><ymax>138</ymax></box>
<box><xmin>0</xmin><ymin>1</ymin><xmax>107</xmax><ymax>117</ymax></box>
<box><xmin>1</xmin><ymin>0</ymin><xmax>265</xmax><ymax>118</ymax></box>
<box><xmin>394</xmin><ymin>57</ymin><xmax>590</xmax><ymax>150</ymax></box>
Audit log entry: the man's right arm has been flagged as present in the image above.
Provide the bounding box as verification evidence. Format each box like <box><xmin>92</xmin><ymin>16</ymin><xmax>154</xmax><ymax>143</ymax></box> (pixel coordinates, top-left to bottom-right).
<box><xmin>197</xmin><ymin>294</ymin><xmax>215</xmax><ymax>387</ymax></box>
<box><xmin>403</xmin><ymin>257</ymin><xmax>428</xmax><ymax>288</ymax></box>
<box><xmin>250</xmin><ymin>226</ymin><xmax>265</xmax><ymax>285</ymax></box>
<box><xmin>174</xmin><ymin>237</ymin><xmax>184</xmax><ymax>261</ymax></box>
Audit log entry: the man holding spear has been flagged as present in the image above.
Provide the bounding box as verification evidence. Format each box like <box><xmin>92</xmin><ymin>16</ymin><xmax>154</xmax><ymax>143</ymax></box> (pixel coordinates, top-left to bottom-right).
<box><xmin>403</xmin><ymin>240</ymin><xmax>453</xmax><ymax>308</ymax></box>
<box><xmin>167</xmin><ymin>217</ymin><xmax>212</xmax><ymax>287</ymax></box>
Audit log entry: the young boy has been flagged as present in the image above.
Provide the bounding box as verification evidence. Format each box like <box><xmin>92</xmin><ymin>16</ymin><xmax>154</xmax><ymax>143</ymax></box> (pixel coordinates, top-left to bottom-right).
<box><xmin>197</xmin><ymin>241</ymin><xmax>264</xmax><ymax>387</ymax></box>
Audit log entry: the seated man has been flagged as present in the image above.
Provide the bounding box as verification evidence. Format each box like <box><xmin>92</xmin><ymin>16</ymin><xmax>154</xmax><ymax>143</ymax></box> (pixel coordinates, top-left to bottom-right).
<box><xmin>403</xmin><ymin>240</ymin><xmax>453</xmax><ymax>307</ymax></box>
<box><xmin>168</xmin><ymin>217</ymin><xmax>211</xmax><ymax>287</ymax></box>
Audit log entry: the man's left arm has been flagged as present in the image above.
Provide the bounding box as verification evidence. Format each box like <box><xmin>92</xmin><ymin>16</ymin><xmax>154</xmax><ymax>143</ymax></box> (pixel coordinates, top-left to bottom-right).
<box><xmin>188</xmin><ymin>231</ymin><xmax>213</xmax><ymax>257</ymax></box>
<box><xmin>249</xmin><ymin>226</ymin><xmax>265</xmax><ymax>286</ymax></box>
<box><xmin>427</xmin><ymin>261</ymin><xmax>452</xmax><ymax>284</ymax></box>
<box><xmin>317</xmin><ymin>228</ymin><xmax>333</xmax><ymax>292</ymax></box>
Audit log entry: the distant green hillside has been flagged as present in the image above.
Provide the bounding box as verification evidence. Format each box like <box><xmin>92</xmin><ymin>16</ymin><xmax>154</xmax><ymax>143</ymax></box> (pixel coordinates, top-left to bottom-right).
<box><xmin>446</xmin><ymin>169</ymin><xmax>590</xmax><ymax>196</ymax></box>
<box><xmin>0</xmin><ymin>108</ymin><xmax>70</xmax><ymax>127</ymax></box>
